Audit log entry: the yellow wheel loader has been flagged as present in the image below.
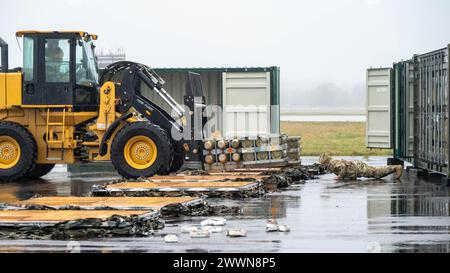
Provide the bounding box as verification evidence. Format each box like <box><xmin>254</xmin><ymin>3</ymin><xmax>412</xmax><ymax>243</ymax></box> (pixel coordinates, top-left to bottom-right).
<box><xmin>0</xmin><ymin>31</ymin><xmax>199</xmax><ymax>181</ymax></box>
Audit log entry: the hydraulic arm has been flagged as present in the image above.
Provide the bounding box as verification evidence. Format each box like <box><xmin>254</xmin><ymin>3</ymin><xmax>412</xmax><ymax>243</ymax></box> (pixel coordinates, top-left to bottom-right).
<box><xmin>100</xmin><ymin>61</ymin><xmax>184</xmax><ymax>134</ymax></box>
<box><xmin>98</xmin><ymin>61</ymin><xmax>188</xmax><ymax>159</ymax></box>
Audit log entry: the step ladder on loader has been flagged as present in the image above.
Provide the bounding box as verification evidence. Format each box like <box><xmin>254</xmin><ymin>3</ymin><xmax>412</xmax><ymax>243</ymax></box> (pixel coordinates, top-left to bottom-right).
<box><xmin>45</xmin><ymin>108</ymin><xmax>66</xmax><ymax>161</ymax></box>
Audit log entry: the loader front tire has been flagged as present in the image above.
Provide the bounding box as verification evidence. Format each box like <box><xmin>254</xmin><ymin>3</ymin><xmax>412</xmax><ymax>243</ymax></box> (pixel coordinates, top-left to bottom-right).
<box><xmin>0</xmin><ymin>122</ymin><xmax>37</xmax><ymax>182</ymax></box>
<box><xmin>111</xmin><ymin>122</ymin><xmax>171</xmax><ymax>179</ymax></box>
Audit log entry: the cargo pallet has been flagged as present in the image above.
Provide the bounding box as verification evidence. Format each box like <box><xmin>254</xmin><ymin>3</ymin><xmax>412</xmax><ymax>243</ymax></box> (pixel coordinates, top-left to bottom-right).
<box><xmin>91</xmin><ymin>177</ymin><xmax>265</xmax><ymax>198</ymax></box>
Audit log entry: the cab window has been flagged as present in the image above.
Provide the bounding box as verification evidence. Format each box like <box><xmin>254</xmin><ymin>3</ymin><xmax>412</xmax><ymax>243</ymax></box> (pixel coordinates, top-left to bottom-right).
<box><xmin>45</xmin><ymin>38</ymin><xmax>70</xmax><ymax>83</ymax></box>
<box><xmin>23</xmin><ymin>37</ymin><xmax>34</xmax><ymax>81</ymax></box>
<box><xmin>75</xmin><ymin>38</ymin><xmax>98</xmax><ymax>86</ymax></box>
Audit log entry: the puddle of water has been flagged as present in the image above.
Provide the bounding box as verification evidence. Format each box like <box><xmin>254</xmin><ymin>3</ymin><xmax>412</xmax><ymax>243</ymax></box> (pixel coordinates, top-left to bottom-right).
<box><xmin>0</xmin><ymin>157</ymin><xmax>449</xmax><ymax>253</ymax></box>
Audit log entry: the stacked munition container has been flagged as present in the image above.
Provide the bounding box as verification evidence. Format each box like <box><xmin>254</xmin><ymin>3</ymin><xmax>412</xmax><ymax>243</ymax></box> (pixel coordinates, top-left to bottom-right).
<box><xmin>286</xmin><ymin>137</ymin><xmax>302</xmax><ymax>165</ymax></box>
<box><xmin>203</xmin><ymin>138</ymin><xmax>243</xmax><ymax>171</ymax></box>
<box><xmin>367</xmin><ymin>44</ymin><xmax>450</xmax><ymax>179</ymax></box>
<box><xmin>203</xmin><ymin>135</ymin><xmax>301</xmax><ymax>171</ymax></box>
<box><xmin>240</xmin><ymin>135</ymin><xmax>288</xmax><ymax>166</ymax></box>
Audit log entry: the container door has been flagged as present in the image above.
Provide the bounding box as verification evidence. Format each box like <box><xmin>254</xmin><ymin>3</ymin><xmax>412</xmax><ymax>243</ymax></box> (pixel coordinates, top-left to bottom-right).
<box><xmin>405</xmin><ymin>62</ymin><xmax>415</xmax><ymax>158</ymax></box>
<box><xmin>415</xmin><ymin>48</ymin><xmax>449</xmax><ymax>174</ymax></box>
<box><xmin>222</xmin><ymin>72</ymin><xmax>271</xmax><ymax>138</ymax></box>
<box><xmin>394</xmin><ymin>61</ymin><xmax>415</xmax><ymax>161</ymax></box>
<box><xmin>366</xmin><ymin>68</ymin><xmax>392</xmax><ymax>148</ymax></box>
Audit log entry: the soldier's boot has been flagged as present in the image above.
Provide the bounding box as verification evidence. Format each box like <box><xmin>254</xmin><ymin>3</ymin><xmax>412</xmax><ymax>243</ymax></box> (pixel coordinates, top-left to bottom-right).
<box><xmin>394</xmin><ymin>165</ymin><xmax>403</xmax><ymax>180</ymax></box>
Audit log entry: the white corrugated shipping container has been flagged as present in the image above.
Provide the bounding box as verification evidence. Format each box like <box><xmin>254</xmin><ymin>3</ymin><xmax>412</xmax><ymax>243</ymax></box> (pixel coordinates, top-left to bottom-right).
<box><xmin>366</xmin><ymin>68</ymin><xmax>392</xmax><ymax>149</ymax></box>
<box><xmin>222</xmin><ymin>72</ymin><xmax>271</xmax><ymax>138</ymax></box>
<box><xmin>146</xmin><ymin>67</ymin><xmax>281</xmax><ymax>138</ymax></box>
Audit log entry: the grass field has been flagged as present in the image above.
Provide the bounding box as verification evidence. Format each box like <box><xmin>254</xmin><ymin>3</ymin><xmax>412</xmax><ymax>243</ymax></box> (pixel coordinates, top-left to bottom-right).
<box><xmin>281</xmin><ymin>121</ymin><xmax>392</xmax><ymax>156</ymax></box>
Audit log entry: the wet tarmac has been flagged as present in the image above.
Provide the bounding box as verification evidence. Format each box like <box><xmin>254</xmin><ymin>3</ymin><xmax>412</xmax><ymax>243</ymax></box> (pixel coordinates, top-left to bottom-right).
<box><xmin>0</xmin><ymin>157</ymin><xmax>449</xmax><ymax>253</ymax></box>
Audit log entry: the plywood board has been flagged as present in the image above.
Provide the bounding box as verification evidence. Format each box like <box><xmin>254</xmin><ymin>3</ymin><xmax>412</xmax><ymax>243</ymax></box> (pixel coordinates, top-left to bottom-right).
<box><xmin>106</xmin><ymin>181</ymin><xmax>258</xmax><ymax>190</ymax></box>
<box><xmin>148</xmin><ymin>175</ymin><xmax>267</xmax><ymax>182</ymax></box>
<box><xmin>14</xmin><ymin>196</ymin><xmax>202</xmax><ymax>210</ymax></box>
<box><xmin>0</xmin><ymin>210</ymin><xmax>150</xmax><ymax>224</ymax></box>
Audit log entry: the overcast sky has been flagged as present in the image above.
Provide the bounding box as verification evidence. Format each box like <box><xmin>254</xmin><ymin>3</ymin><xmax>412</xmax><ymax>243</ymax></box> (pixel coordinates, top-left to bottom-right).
<box><xmin>1</xmin><ymin>0</ymin><xmax>448</xmax><ymax>108</ymax></box>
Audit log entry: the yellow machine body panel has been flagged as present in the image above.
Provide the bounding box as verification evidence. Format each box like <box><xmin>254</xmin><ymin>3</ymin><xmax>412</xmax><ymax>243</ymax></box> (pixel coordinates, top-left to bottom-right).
<box><xmin>0</xmin><ymin>73</ymin><xmax>22</xmax><ymax>109</ymax></box>
<box><xmin>0</xmin><ymin>74</ymin><xmax>5</xmax><ymax>107</ymax></box>
<box><xmin>0</xmin><ymin>108</ymin><xmax>88</xmax><ymax>164</ymax></box>
<box><xmin>0</xmin><ymin>79</ymin><xmax>127</xmax><ymax>165</ymax></box>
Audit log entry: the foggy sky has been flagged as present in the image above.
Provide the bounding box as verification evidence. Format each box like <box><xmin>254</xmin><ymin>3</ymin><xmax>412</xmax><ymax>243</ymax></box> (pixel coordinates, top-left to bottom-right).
<box><xmin>1</xmin><ymin>0</ymin><xmax>448</xmax><ymax>108</ymax></box>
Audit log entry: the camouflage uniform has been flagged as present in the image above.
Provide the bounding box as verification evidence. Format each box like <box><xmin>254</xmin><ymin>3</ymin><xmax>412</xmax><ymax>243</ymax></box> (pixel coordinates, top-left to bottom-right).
<box><xmin>319</xmin><ymin>154</ymin><xmax>402</xmax><ymax>180</ymax></box>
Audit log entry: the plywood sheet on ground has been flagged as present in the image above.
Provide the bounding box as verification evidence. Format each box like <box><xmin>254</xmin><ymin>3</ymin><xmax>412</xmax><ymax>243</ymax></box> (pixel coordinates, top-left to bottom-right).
<box><xmin>206</xmin><ymin>172</ymin><xmax>265</xmax><ymax>176</ymax></box>
<box><xmin>0</xmin><ymin>210</ymin><xmax>150</xmax><ymax>224</ymax></box>
<box><xmin>147</xmin><ymin>175</ymin><xmax>267</xmax><ymax>182</ymax></box>
<box><xmin>229</xmin><ymin>168</ymin><xmax>282</xmax><ymax>173</ymax></box>
<box><xmin>14</xmin><ymin>196</ymin><xmax>202</xmax><ymax>210</ymax></box>
<box><xmin>106</xmin><ymin>181</ymin><xmax>258</xmax><ymax>191</ymax></box>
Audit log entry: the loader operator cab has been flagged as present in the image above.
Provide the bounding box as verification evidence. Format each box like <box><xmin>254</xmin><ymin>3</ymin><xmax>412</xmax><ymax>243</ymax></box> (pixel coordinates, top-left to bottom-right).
<box><xmin>16</xmin><ymin>31</ymin><xmax>99</xmax><ymax>111</ymax></box>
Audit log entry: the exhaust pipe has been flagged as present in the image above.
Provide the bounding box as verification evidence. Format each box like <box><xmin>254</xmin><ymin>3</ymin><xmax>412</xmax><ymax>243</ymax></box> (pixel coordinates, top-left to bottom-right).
<box><xmin>0</xmin><ymin>38</ymin><xmax>8</xmax><ymax>72</ymax></box>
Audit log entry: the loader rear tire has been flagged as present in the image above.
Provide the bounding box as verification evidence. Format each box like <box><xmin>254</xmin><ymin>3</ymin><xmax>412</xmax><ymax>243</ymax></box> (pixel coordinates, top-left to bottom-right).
<box><xmin>111</xmin><ymin>122</ymin><xmax>171</xmax><ymax>179</ymax></box>
<box><xmin>25</xmin><ymin>164</ymin><xmax>56</xmax><ymax>180</ymax></box>
<box><xmin>0</xmin><ymin>122</ymin><xmax>37</xmax><ymax>182</ymax></box>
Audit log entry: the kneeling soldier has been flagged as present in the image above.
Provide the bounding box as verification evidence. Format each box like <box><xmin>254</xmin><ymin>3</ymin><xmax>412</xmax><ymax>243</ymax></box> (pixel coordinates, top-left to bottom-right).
<box><xmin>319</xmin><ymin>153</ymin><xmax>403</xmax><ymax>180</ymax></box>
